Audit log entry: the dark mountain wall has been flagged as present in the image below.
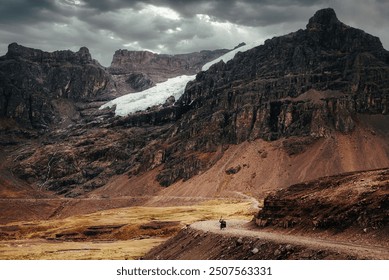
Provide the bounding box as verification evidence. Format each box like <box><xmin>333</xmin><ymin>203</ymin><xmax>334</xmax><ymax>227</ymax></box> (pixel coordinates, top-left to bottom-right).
<box><xmin>154</xmin><ymin>8</ymin><xmax>389</xmax><ymax>185</ymax></box>
<box><xmin>6</xmin><ymin>9</ymin><xmax>389</xmax><ymax>196</ymax></box>
<box><xmin>0</xmin><ymin>43</ymin><xmax>229</xmax><ymax>129</ymax></box>
<box><xmin>0</xmin><ymin>43</ymin><xmax>113</xmax><ymax>128</ymax></box>
<box><xmin>0</xmin><ymin>43</ymin><xmax>229</xmax><ymax>196</ymax></box>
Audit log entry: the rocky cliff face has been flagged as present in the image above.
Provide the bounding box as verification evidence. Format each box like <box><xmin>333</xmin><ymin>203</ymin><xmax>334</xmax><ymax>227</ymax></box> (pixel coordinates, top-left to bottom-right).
<box><xmin>0</xmin><ymin>43</ymin><xmax>228</xmax><ymax>129</ymax></box>
<box><xmin>153</xmin><ymin>8</ymin><xmax>389</xmax><ymax>186</ymax></box>
<box><xmin>255</xmin><ymin>168</ymin><xmax>389</xmax><ymax>233</ymax></box>
<box><xmin>7</xmin><ymin>9</ymin><xmax>389</xmax><ymax>196</ymax></box>
<box><xmin>0</xmin><ymin>43</ymin><xmax>114</xmax><ymax>128</ymax></box>
<box><xmin>108</xmin><ymin>48</ymin><xmax>229</xmax><ymax>94</ymax></box>
<box><xmin>0</xmin><ymin>43</ymin><xmax>228</xmax><ymax>196</ymax></box>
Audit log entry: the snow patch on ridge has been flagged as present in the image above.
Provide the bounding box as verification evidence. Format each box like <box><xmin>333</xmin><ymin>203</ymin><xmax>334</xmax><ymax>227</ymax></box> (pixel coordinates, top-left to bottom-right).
<box><xmin>100</xmin><ymin>75</ymin><xmax>195</xmax><ymax>116</ymax></box>
<box><xmin>202</xmin><ymin>41</ymin><xmax>262</xmax><ymax>71</ymax></box>
<box><xmin>100</xmin><ymin>41</ymin><xmax>262</xmax><ymax>116</ymax></box>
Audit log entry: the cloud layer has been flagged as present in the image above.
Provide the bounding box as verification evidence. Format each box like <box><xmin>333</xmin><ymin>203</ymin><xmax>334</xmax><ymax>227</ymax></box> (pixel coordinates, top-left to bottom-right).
<box><xmin>0</xmin><ymin>0</ymin><xmax>388</xmax><ymax>66</ymax></box>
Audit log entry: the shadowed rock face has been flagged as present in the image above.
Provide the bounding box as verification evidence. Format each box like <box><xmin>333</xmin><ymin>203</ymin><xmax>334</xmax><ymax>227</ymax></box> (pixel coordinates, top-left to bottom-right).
<box><xmin>0</xmin><ymin>44</ymin><xmax>228</xmax><ymax>129</ymax></box>
<box><xmin>6</xmin><ymin>9</ymin><xmax>389</xmax><ymax>196</ymax></box>
<box><xmin>153</xmin><ymin>8</ymin><xmax>389</xmax><ymax>186</ymax></box>
<box><xmin>0</xmin><ymin>43</ymin><xmax>114</xmax><ymax>128</ymax></box>
<box><xmin>0</xmin><ymin>43</ymin><xmax>228</xmax><ymax>196</ymax></box>
<box><xmin>255</xmin><ymin>168</ymin><xmax>389</xmax><ymax>233</ymax></box>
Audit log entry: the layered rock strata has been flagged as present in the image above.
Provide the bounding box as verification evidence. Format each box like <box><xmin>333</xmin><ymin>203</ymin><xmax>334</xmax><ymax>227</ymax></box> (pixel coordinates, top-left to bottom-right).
<box><xmin>108</xmin><ymin>48</ymin><xmax>229</xmax><ymax>93</ymax></box>
<box><xmin>6</xmin><ymin>9</ymin><xmax>389</xmax><ymax>195</ymax></box>
<box><xmin>0</xmin><ymin>43</ymin><xmax>114</xmax><ymax>128</ymax></box>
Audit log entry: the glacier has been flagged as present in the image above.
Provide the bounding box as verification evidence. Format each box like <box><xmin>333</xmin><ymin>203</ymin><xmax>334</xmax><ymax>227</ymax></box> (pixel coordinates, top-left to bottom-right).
<box><xmin>100</xmin><ymin>75</ymin><xmax>195</xmax><ymax>116</ymax></box>
<box><xmin>100</xmin><ymin>41</ymin><xmax>261</xmax><ymax>116</ymax></box>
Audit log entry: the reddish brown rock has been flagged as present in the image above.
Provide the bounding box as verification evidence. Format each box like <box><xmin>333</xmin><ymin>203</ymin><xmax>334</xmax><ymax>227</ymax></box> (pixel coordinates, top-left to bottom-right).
<box><xmin>108</xmin><ymin>48</ymin><xmax>230</xmax><ymax>93</ymax></box>
<box><xmin>4</xmin><ymin>9</ymin><xmax>389</xmax><ymax>196</ymax></box>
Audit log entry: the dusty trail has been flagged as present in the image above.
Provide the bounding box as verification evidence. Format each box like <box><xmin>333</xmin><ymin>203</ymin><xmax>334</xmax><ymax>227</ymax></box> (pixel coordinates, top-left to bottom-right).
<box><xmin>191</xmin><ymin>220</ymin><xmax>389</xmax><ymax>260</ymax></box>
<box><xmin>233</xmin><ymin>191</ymin><xmax>260</xmax><ymax>211</ymax></box>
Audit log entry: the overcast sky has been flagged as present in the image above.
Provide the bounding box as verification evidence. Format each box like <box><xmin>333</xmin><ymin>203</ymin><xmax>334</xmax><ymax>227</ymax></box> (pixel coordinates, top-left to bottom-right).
<box><xmin>0</xmin><ymin>0</ymin><xmax>388</xmax><ymax>66</ymax></box>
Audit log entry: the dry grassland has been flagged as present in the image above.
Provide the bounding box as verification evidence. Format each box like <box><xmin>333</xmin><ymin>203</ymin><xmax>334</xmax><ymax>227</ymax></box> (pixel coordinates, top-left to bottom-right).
<box><xmin>0</xmin><ymin>199</ymin><xmax>253</xmax><ymax>259</ymax></box>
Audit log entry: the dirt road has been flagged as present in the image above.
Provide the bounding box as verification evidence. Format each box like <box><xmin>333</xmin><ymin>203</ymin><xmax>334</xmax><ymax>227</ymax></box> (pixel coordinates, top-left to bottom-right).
<box><xmin>191</xmin><ymin>220</ymin><xmax>389</xmax><ymax>260</ymax></box>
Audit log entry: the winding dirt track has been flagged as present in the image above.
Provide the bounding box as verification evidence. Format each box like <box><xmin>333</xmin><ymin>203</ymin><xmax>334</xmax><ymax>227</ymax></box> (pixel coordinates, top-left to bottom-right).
<box><xmin>191</xmin><ymin>220</ymin><xmax>389</xmax><ymax>260</ymax></box>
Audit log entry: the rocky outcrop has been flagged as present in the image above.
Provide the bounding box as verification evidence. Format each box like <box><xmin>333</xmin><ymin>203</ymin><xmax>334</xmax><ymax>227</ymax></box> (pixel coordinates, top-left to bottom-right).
<box><xmin>125</xmin><ymin>72</ymin><xmax>154</xmax><ymax>91</ymax></box>
<box><xmin>255</xmin><ymin>168</ymin><xmax>389</xmax><ymax>233</ymax></box>
<box><xmin>11</xmin><ymin>121</ymin><xmax>172</xmax><ymax>196</ymax></box>
<box><xmin>108</xmin><ymin>48</ymin><xmax>229</xmax><ymax>94</ymax></box>
<box><xmin>0</xmin><ymin>43</ymin><xmax>114</xmax><ymax>128</ymax></box>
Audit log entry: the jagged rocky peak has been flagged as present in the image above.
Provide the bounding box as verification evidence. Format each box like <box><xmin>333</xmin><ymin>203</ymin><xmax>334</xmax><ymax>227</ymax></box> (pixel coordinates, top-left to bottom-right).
<box><xmin>109</xmin><ymin>48</ymin><xmax>229</xmax><ymax>71</ymax></box>
<box><xmin>0</xmin><ymin>43</ymin><xmax>113</xmax><ymax>128</ymax></box>
<box><xmin>305</xmin><ymin>8</ymin><xmax>384</xmax><ymax>53</ymax></box>
<box><xmin>234</xmin><ymin>42</ymin><xmax>246</xmax><ymax>49</ymax></box>
<box><xmin>152</xmin><ymin>7</ymin><xmax>389</xmax><ymax>186</ymax></box>
<box><xmin>111</xmin><ymin>49</ymin><xmax>155</xmax><ymax>66</ymax></box>
<box><xmin>76</xmin><ymin>46</ymin><xmax>93</xmax><ymax>63</ymax></box>
<box><xmin>306</xmin><ymin>7</ymin><xmax>342</xmax><ymax>30</ymax></box>
<box><xmin>7</xmin><ymin>42</ymin><xmax>36</xmax><ymax>57</ymax></box>
<box><xmin>5</xmin><ymin>42</ymin><xmax>94</xmax><ymax>64</ymax></box>
<box><xmin>6</xmin><ymin>42</ymin><xmax>46</xmax><ymax>61</ymax></box>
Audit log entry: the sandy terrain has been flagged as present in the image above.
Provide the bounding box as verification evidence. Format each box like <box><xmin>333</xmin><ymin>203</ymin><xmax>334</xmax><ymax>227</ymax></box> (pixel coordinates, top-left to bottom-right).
<box><xmin>156</xmin><ymin>127</ymin><xmax>389</xmax><ymax>201</ymax></box>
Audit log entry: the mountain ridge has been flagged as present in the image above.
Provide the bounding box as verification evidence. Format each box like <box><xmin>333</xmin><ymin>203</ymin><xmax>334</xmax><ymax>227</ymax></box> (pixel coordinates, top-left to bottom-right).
<box><xmin>0</xmin><ymin>42</ymin><xmax>114</xmax><ymax>129</ymax></box>
<box><xmin>153</xmin><ymin>8</ymin><xmax>389</xmax><ymax>186</ymax></box>
<box><xmin>1</xmin><ymin>8</ymin><xmax>389</xmax><ymax>199</ymax></box>
<box><xmin>108</xmin><ymin>47</ymin><xmax>230</xmax><ymax>94</ymax></box>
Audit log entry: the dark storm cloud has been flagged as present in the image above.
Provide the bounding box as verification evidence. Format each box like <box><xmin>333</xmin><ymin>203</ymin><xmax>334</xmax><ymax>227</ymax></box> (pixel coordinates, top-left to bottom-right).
<box><xmin>80</xmin><ymin>0</ymin><xmax>327</xmax><ymax>26</ymax></box>
<box><xmin>0</xmin><ymin>0</ymin><xmax>388</xmax><ymax>66</ymax></box>
<box><xmin>0</xmin><ymin>0</ymin><xmax>69</xmax><ymax>24</ymax></box>
<box><xmin>151</xmin><ymin>0</ymin><xmax>325</xmax><ymax>25</ymax></box>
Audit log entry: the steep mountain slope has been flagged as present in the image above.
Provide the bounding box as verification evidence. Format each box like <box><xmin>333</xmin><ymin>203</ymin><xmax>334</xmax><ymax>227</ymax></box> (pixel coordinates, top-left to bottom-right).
<box><xmin>155</xmin><ymin>126</ymin><xmax>389</xmax><ymax>200</ymax></box>
<box><xmin>99</xmin><ymin>43</ymin><xmax>250</xmax><ymax>116</ymax></box>
<box><xmin>0</xmin><ymin>43</ymin><xmax>114</xmax><ymax>129</ymax></box>
<box><xmin>0</xmin><ymin>44</ymin><xmax>230</xmax><ymax>198</ymax></box>
<box><xmin>152</xmin><ymin>8</ymin><xmax>389</xmax><ymax>187</ymax></box>
<box><xmin>3</xmin><ymin>8</ymin><xmax>389</xmax><ymax>200</ymax></box>
<box><xmin>0</xmin><ymin>44</ymin><xmax>230</xmax><ymax>130</ymax></box>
